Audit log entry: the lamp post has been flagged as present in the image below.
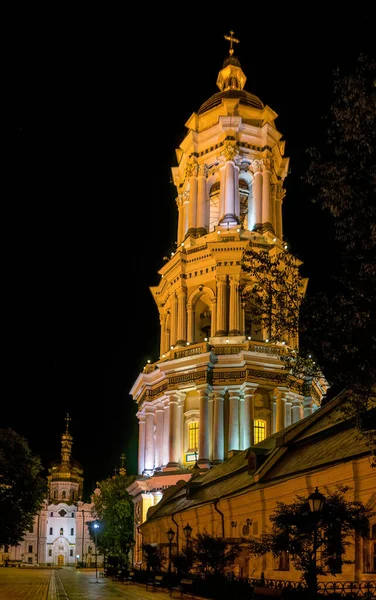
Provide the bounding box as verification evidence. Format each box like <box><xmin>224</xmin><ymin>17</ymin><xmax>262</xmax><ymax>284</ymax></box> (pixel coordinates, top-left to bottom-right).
<box><xmin>183</xmin><ymin>523</ymin><xmax>192</xmax><ymax>554</ymax></box>
<box><xmin>93</xmin><ymin>522</ymin><xmax>99</xmax><ymax>583</ymax></box>
<box><xmin>167</xmin><ymin>528</ymin><xmax>175</xmax><ymax>574</ymax></box>
<box><xmin>308</xmin><ymin>487</ymin><xmax>325</xmax><ymax>597</ymax></box>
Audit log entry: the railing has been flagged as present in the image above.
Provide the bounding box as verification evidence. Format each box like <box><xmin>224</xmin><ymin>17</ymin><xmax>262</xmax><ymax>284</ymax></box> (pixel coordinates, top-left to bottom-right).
<box><xmin>317</xmin><ymin>581</ymin><xmax>376</xmax><ymax>598</ymax></box>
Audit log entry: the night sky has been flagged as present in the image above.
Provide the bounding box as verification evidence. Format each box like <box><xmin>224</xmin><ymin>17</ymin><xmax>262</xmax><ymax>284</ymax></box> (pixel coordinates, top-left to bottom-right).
<box><xmin>5</xmin><ymin>10</ymin><xmax>375</xmax><ymax>498</ymax></box>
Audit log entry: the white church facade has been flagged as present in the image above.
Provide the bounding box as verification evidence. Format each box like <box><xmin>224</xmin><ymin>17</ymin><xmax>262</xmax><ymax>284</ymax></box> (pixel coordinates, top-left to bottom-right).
<box><xmin>0</xmin><ymin>416</ymin><xmax>101</xmax><ymax>567</ymax></box>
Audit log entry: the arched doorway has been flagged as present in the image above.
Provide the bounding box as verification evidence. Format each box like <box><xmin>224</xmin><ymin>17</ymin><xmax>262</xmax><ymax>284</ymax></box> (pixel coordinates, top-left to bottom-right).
<box><xmin>58</xmin><ymin>554</ymin><xmax>64</xmax><ymax>566</ymax></box>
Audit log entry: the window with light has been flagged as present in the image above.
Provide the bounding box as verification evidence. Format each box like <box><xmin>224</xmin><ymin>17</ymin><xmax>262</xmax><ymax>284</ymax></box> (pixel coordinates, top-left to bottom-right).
<box><xmin>254</xmin><ymin>419</ymin><xmax>266</xmax><ymax>444</ymax></box>
<box><xmin>188</xmin><ymin>422</ymin><xmax>199</xmax><ymax>451</ymax></box>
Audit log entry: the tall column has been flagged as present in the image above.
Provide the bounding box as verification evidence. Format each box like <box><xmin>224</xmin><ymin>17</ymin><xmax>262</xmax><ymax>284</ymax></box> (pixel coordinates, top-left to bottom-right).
<box><xmin>144</xmin><ymin>409</ymin><xmax>155</xmax><ymax>471</ymax></box>
<box><xmin>248</xmin><ymin>180</ymin><xmax>256</xmax><ymax>231</ymax></box>
<box><xmin>197</xmin><ymin>164</ymin><xmax>208</xmax><ymax>235</ymax></box>
<box><xmin>159</xmin><ymin>314</ymin><xmax>164</xmax><ymax>358</ymax></box>
<box><xmin>229</xmin><ymin>275</ymin><xmax>240</xmax><ymax>335</ymax></box>
<box><xmin>170</xmin><ymin>294</ymin><xmax>178</xmax><ymax>346</ymax></box>
<box><xmin>137</xmin><ymin>414</ymin><xmax>146</xmax><ymax>475</ymax></box>
<box><xmin>285</xmin><ymin>396</ymin><xmax>292</xmax><ymax>427</ymax></box>
<box><xmin>291</xmin><ymin>396</ymin><xmax>303</xmax><ymax>423</ymax></box>
<box><xmin>213</xmin><ymin>389</ymin><xmax>225</xmax><ymax>461</ymax></box>
<box><xmin>239</xmin><ymin>395</ymin><xmax>245</xmax><ymax>450</ymax></box>
<box><xmin>198</xmin><ymin>387</ymin><xmax>210</xmax><ymax>464</ymax></box>
<box><xmin>216</xmin><ymin>275</ymin><xmax>227</xmax><ymax>336</ymax></box>
<box><xmin>303</xmin><ymin>396</ymin><xmax>315</xmax><ymax>418</ymax></box>
<box><xmin>275</xmin><ymin>185</ymin><xmax>285</xmax><ymax>240</ymax></box>
<box><xmin>228</xmin><ymin>389</ymin><xmax>240</xmax><ymax>451</ymax></box>
<box><xmin>163</xmin><ymin>403</ymin><xmax>170</xmax><ymax>466</ymax></box>
<box><xmin>220</xmin><ymin>161</ymin><xmax>238</xmax><ymax>224</ymax></box>
<box><xmin>187</xmin><ymin>165</ymin><xmax>198</xmax><ymax>236</ymax></box>
<box><xmin>276</xmin><ymin>388</ymin><xmax>288</xmax><ymax>432</ymax></box>
<box><xmin>271</xmin><ymin>394</ymin><xmax>277</xmax><ymax>434</ymax></box>
<box><xmin>176</xmin><ymin>287</ymin><xmax>187</xmax><ymax>345</ymax></box>
<box><xmin>242</xmin><ymin>384</ymin><xmax>258</xmax><ymax>448</ymax></box>
<box><xmin>177</xmin><ymin>194</ymin><xmax>184</xmax><ymax>245</ymax></box>
<box><xmin>155</xmin><ymin>405</ymin><xmax>164</xmax><ymax>469</ymax></box>
<box><xmin>187</xmin><ymin>304</ymin><xmax>194</xmax><ymax>343</ymax></box>
<box><xmin>252</xmin><ymin>160</ymin><xmax>263</xmax><ymax>230</ymax></box>
<box><xmin>168</xmin><ymin>395</ymin><xmax>179</xmax><ymax>466</ymax></box>
<box><xmin>262</xmin><ymin>158</ymin><xmax>273</xmax><ymax>231</ymax></box>
<box><xmin>183</xmin><ymin>192</ymin><xmax>189</xmax><ymax>239</ymax></box>
<box><xmin>163</xmin><ymin>312</ymin><xmax>170</xmax><ymax>356</ymax></box>
<box><xmin>208</xmin><ymin>392</ymin><xmax>214</xmax><ymax>461</ymax></box>
<box><xmin>219</xmin><ymin>164</ymin><xmax>226</xmax><ymax>222</ymax></box>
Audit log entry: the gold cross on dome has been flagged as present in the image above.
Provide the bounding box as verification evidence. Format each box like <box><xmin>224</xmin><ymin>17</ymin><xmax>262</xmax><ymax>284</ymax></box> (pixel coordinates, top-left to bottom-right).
<box><xmin>224</xmin><ymin>30</ymin><xmax>239</xmax><ymax>56</ymax></box>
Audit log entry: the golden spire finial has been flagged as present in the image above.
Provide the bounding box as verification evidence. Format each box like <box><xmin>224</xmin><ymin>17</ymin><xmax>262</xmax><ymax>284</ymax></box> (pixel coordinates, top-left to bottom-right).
<box><xmin>65</xmin><ymin>413</ymin><xmax>71</xmax><ymax>433</ymax></box>
<box><xmin>224</xmin><ymin>30</ymin><xmax>239</xmax><ymax>56</ymax></box>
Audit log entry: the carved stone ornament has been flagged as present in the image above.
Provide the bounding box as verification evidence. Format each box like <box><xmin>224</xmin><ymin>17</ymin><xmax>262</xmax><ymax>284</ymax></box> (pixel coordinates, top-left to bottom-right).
<box><xmin>185</xmin><ymin>161</ymin><xmax>198</xmax><ymax>178</ymax></box>
<box><xmin>220</xmin><ymin>142</ymin><xmax>238</xmax><ymax>162</ymax></box>
<box><xmin>262</xmin><ymin>157</ymin><xmax>274</xmax><ymax>172</ymax></box>
<box><xmin>250</xmin><ymin>159</ymin><xmax>263</xmax><ymax>174</ymax></box>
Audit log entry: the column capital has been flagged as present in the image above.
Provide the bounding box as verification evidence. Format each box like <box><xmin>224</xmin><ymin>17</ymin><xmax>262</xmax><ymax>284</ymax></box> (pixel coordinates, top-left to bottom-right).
<box><xmin>240</xmin><ymin>382</ymin><xmax>259</xmax><ymax>395</ymax></box>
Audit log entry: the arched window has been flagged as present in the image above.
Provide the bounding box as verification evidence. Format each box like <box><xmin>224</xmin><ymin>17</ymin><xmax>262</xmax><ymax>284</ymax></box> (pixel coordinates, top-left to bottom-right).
<box><xmin>62</xmin><ymin>491</ymin><xmax>66</xmax><ymax>499</ymax></box>
<box><xmin>254</xmin><ymin>419</ymin><xmax>266</xmax><ymax>444</ymax></box>
<box><xmin>188</xmin><ymin>422</ymin><xmax>199</xmax><ymax>452</ymax></box>
<box><xmin>48</xmin><ymin>549</ymin><xmax>52</xmax><ymax>557</ymax></box>
<box><xmin>49</xmin><ymin>527</ymin><xmax>53</xmax><ymax>535</ymax></box>
<box><xmin>53</xmin><ymin>490</ymin><xmax>57</xmax><ymax>499</ymax></box>
<box><xmin>70</xmin><ymin>528</ymin><xmax>74</xmax><ymax>536</ymax></box>
<box><xmin>60</xmin><ymin>528</ymin><xmax>64</xmax><ymax>535</ymax></box>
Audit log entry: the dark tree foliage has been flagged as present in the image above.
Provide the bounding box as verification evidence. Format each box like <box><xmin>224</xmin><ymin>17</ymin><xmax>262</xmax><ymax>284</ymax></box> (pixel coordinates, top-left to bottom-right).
<box><xmin>192</xmin><ymin>531</ymin><xmax>243</xmax><ymax>576</ymax></box>
<box><xmin>90</xmin><ymin>473</ymin><xmax>135</xmax><ymax>563</ymax></box>
<box><xmin>0</xmin><ymin>428</ymin><xmax>46</xmax><ymax>546</ymax></box>
<box><xmin>142</xmin><ymin>542</ymin><xmax>164</xmax><ymax>572</ymax></box>
<box><xmin>247</xmin><ymin>486</ymin><xmax>373</xmax><ymax>594</ymax></box>
<box><xmin>302</xmin><ymin>53</ymin><xmax>376</xmax><ymax>462</ymax></box>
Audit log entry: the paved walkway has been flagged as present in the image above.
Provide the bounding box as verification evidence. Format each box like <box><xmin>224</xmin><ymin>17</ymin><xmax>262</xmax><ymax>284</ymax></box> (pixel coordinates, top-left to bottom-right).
<box><xmin>0</xmin><ymin>567</ymin><xmax>182</xmax><ymax>600</ymax></box>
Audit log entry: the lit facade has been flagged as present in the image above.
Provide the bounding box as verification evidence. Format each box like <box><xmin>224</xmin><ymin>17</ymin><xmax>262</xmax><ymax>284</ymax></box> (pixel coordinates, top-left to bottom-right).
<box><xmin>127</xmin><ymin>36</ymin><xmax>329</xmax><ymax>564</ymax></box>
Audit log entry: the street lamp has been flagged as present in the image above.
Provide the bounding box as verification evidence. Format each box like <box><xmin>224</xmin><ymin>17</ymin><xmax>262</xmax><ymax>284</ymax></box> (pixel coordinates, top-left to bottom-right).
<box><xmin>308</xmin><ymin>487</ymin><xmax>325</xmax><ymax>597</ymax></box>
<box><xmin>93</xmin><ymin>522</ymin><xmax>99</xmax><ymax>583</ymax></box>
<box><xmin>183</xmin><ymin>523</ymin><xmax>192</xmax><ymax>553</ymax></box>
<box><xmin>167</xmin><ymin>528</ymin><xmax>175</xmax><ymax>574</ymax></box>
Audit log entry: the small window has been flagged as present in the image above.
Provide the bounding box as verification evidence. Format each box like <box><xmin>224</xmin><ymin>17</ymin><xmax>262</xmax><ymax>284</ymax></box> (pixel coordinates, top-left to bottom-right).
<box><xmin>28</xmin><ymin>545</ymin><xmax>33</xmax><ymax>553</ymax></box>
<box><xmin>62</xmin><ymin>491</ymin><xmax>66</xmax><ymax>499</ymax></box>
<box><xmin>60</xmin><ymin>528</ymin><xmax>63</xmax><ymax>535</ymax></box>
<box><xmin>70</xmin><ymin>528</ymin><xmax>74</xmax><ymax>536</ymax></box>
<box><xmin>50</xmin><ymin>512</ymin><xmax>53</xmax><ymax>517</ymax></box>
<box><xmin>49</xmin><ymin>528</ymin><xmax>53</xmax><ymax>535</ymax></box>
<box><xmin>28</xmin><ymin>557</ymin><xmax>32</xmax><ymax>564</ymax></box>
<box><xmin>70</xmin><ymin>549</ymin><xmax>73</xmax><ymax>556</ymax></box>
<box><xmin>254</xmin><ymin>419</ymin><xmax>266</xmax><ymax>444</ymax></box>
<box><xmin>48</xmin><ymin>549</ymin><xmax>52</xmax><ymax>557</ymax></box>
<box><xmin>72</xmin><ymin>513</ymin><xmax>75</xmax><ymax>518</ymax></box>
<box><xmin>29</xmin><ymin>526</ymin><xmax>34</xmax><ymax>533</ymax></box>
<box><xmin>88</xmin><ymin>546</ymin><xmax>92</xmax><ymax>554</ymax></box>
<box><xmin>54</xmin><ymin>490</ymin><xmax>57</xmax><ymax>499</ymax></box>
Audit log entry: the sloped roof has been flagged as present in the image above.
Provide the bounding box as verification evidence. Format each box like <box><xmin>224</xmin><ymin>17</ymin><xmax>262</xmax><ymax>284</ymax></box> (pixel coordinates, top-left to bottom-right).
<box><xmin>144</xmin><ymin>392</ymin><xmax>372</xmax><ymax>525</ymax></box>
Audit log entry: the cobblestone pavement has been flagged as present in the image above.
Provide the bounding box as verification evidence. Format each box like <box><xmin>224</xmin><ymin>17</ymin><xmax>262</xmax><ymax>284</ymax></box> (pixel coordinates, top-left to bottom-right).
<box><xmin>0</xmin><ymin>567</ymin><xmax>184</xmax><ymax>600</ymax></box>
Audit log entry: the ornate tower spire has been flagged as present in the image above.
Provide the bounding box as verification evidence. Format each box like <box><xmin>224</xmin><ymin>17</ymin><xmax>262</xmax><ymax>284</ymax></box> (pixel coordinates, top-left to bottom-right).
<box><xmin>61</xmin><ymin>412</ymin><xmax>73</xmax><ymax>466</ymax></box>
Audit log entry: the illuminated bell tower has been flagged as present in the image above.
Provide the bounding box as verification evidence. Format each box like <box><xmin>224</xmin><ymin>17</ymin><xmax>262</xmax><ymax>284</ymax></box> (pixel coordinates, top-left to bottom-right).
<box><xmin>128</xmin><ymin>34</ymin><xmax>328</xmax><ymax>559</ymax></box>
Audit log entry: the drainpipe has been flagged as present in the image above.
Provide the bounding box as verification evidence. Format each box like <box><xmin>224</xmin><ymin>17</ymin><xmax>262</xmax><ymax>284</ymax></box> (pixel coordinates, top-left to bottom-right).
<box><xmin>138</xmin><ymin>526</ymin><xmax>143</xmax><ymax>565</ymax></box>
<box><xmin>171</xmin><ymin>513</ymin><xmax>179</xmax><ymax>553</ymax></box>
<box><xmin>213</xmin><ymin>499</ymin><xmax>225</xmax><ymax>538</ymax></box>
<box><xmin>81</xmin><ymin>510</ymin><xmax>85</xmax><ymax>565</ymax></box>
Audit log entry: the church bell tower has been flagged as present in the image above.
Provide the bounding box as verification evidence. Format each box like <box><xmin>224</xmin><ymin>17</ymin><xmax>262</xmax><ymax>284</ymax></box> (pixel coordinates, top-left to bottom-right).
<box><xmin>127</xmin><ymin>34</ymin><xmax>328</xmax><ymax>562</ymax></box>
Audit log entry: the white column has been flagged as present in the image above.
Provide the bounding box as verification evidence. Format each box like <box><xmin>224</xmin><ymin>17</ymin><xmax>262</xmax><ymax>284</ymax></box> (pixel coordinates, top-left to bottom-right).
<box><xmin>216</xmin><ymin>275</ymin><xmax>227</xmax><ymax>336</ymax></box>
<box><xmin>219</xmin><ymin>164</ymin><xmax>226</xmax><ymax>222</ymax></box>
<box><xmin>163</xmin><ymin>403</ymin><xmax>170</xmax><ymax>466</ymax></box>
<box><xmin>253</xmin><ymin>160</ymin><xmax>263</xmax><ymax>229</ymax></box>
<box><xmin>275</xmin><ymin>184</ymin><xmax>284</xmax><ymax>240</ymax></box>
<box><xmin>188</xmin><ymin>170</ymin><xmax>198</xmax><ymax>234</ymax></box>
<box><xmin>177</xmin><ymin>195</ymin><xmax>184</xmax><ymax>245</ymax></box>
<box><xmin>285</xmin><ymin>397</ymin><xmax>292</xmax><ymax>427</ymax></box>
<box><xmin>198</xmin><ymin>387</ymin><xmax>210</xmax><ymax>461</ymax></box>
<box><xmin>292</xmin><ymin>396</ymin><xmax>303</xmax><ymax>423</ymax></box>
<box><xmin>221</xmin><ymin>161</ymin><xmax>237</xmax><ymax>223</ymax></box>
<box><xmin>248</xmin><ymin>179</ymin><xmax>256</xmax><ymax>231</ymax></box>
<box><xmin>228</xmin><ymin>390</ymin><xmax>240</xmax><ymax>451</ymax></box>
<box><xmin>144</xmin><ymin>409</ymin><xmax>155</xmax><ymax>471</ymax></box>
<box><xmin>242</xmin><ymin>384</ymin><xmax>258</xmax><ymax>448</ymax></box>
<box><xmin>138</xmin><ymin>415</ymin><xmax>146</xmax><ymax>475</ymax></box>
<box><xmin>176</xmin><ymin>288</ymin><xmax>187</xmax><ymax>345</ymax></box>
<box><xmin>170</xmin><ymin>294</ymin><xmax>178</xmax><ymax>346</ymax></box>
<box><xmin>210</xmin><ymin>298</ymin><xmax>217</xmax><ymax>339</ymax></box>
<box><xmin>271</xmin><ymin>395</ymin><xmax>277</xmax><ymax>434</ymax></box>
<box><xmin>197</xmin><ymin>165</ymin><xmax>208</xmax><ymax>234</ymax></box>
<box><xmin>303</xmin><ymin>396</ymin><xmax>314</xmax><ymax>418</ymax></box>
<box><xmin>208</xmin><ymin>392</ymin><xmax>214</xmax><ymax>462</ymax></box>
<box><xmin>168</xmin><ymin>395</ymin><xmax>179</xmax><ymax>465</ymax></box>
<box><xmin>213</xmin><ymin>390</ymin><xmax>224</xmax><ymax>461</ymax></box>
<box><xmin>239</xmin><ymin>395</ymin><xmax>245</xmax><ymax>450</ymax></box>
<box><xmin>276</xmin><ymin>388</ymin><xmax>287</xmax><ymax>432</ymax></box>
<box><xmin>183</xmin><ymin>192</ymin><xmax>189</xmax><ymax>239</ymax></box>
<box><xmin>229</xmin><ymin>275</ymin><xmax>240</xmax><ymax>335</ymax></box>
<box><xmin>262</xmin><ymin>159</ymin><xmax>272</xmax><ymax>229</ymax></box>
<box><xmin>155</xmin><ymin>406</ymin><xmax>164</xmax><ymax>469</ymax></box>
